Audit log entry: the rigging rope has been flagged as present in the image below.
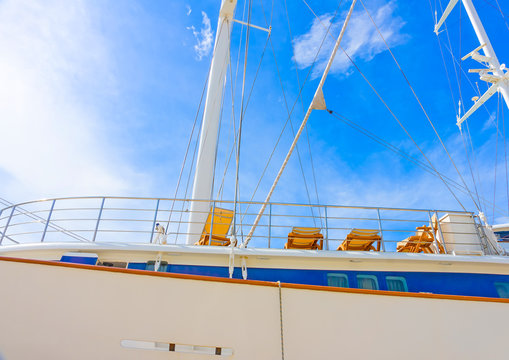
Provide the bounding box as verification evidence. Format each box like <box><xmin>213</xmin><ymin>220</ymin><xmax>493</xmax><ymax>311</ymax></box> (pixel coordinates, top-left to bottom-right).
<box><xmin>493</xmin><ymin>92</ymin><xmax>501</xmax><ymax>222</ymax></box>
<box><xmin>277</xmin><ymin>281</ymin><xmax>285</xmax><ymax>360</ymax></box>
<box><xmin>300</xmin><ymin>0</ymin><xmax>469</xmax><ymax>211</ymax></box>
<box><xmin>327</xmin><ymin>110</ymin><xmax>508</xmax><ymax>215</ymax></box>
<box><xmin>284</xmin><ymin>0</ymin><xmax>325</xmax><ymax>229</ymax></box>
<box><xmin>232</xmin><ymin>0</ymin><xmax>253</xmax><ymax>240</ymax></box>
<box><xmin>431</xmin><ymin>0</ymin><xmax>484</xmax><ymax>213</ymax></box>
<box><xmin>267</xmin><ymin>36</ymin><xmax>319</xmax><ymax>227</ymax></box>
<box><xmin>482</xmin><ymin>0</ymin><xmax>509</xmax><ymax>31</ymax></box>
<box><xmin>165</xmin><ymin>53</ymin><xmax>213</xmax><ymax>235</ymax></box>
<box><xmin>243</xmin><ymin>0</ymin><xmax>321</xmax><ymax>228</ymax></box>
<box><xmin>504</xmin><ymin>102</ymin><xmax>509</xmax><ymax>215</ymax></box>
<box><xmin>360</xmin><ymin>0</ymin><xmax>478</xmax><ymax>211</ymax></box>
<box><xmin>238</xmin><ymin>1</ymin><xmax>343</xmax><ymax>228</ymax></box>
<box><xmin>459</xmin><ymin>125</ymin><xmax>484</xmax><ymax>212</ymax></box>
<box><xmin>243</xmin><ymin>0</ymin><xmax>359</xmax><ymax>246</ymax></box>
<box><xmin>216</xmin><ymin>35</ymin><xmax>271</xmax><ymax>202</ymax></box>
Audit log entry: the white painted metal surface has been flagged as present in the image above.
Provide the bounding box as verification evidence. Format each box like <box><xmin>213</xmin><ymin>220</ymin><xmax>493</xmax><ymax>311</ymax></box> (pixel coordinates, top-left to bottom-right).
<box><xmin>1</xmin><ymin>258</ymin><xmax>508</xmax><ymax>359</ymax></box>
<box><xmin>187</xmin><ymin>0</ymin><xmax>238</xmax><ymax>244</ymax></box>
<box><xmin>438</xmin><ymin>213</ymin><xmax>483</xmax><ymax>254</ymax></box>
<box><xmin>435</xmin><ymin>0</ymin><xmax>509</xmax><ymax>126</ymax></box>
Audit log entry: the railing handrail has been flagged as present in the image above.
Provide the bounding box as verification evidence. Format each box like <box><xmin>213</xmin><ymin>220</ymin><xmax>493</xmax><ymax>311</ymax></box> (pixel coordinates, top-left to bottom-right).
<box><xmin>0</xmin><ymin>196</ymin><xmax>490</xmax><ymax>255</ymax></box>
<box><xmin>0</xmin><ymin>195</ymin><xmax>474</xmax><ymax>215</ymax></box>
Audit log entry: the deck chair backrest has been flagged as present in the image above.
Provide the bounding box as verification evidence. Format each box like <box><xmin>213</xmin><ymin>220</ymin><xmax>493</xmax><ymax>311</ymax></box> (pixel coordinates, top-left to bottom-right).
<box><xmin>291</xmin><ymin>227</ymin><xmax>322</xmax><ymax>236</ymax></box>
<box><xmin>202</xmin><ymin>207</ymin><xmax>234</xmax><ymax>238</ymax></box>
<box><xmin>285</xmin><ymin>227</ymin><xmax>323</xmax><ymax>250</ymax></box>
<box><xmin>347</xmin><ymin>229</ymin><xmax>381</xmax><ymax>240</ymax></box>
<box><xmin>338</xmin><ymin>228</ymin><xmax>381</xmax><ymax>251</ymax></box>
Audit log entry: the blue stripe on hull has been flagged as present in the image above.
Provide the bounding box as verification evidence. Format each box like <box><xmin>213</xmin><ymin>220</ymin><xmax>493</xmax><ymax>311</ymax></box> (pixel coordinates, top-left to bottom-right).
<box><xmin>164</xmin><ymin>264</ymin><xmax>508</xmax><ymax>298</ymax></box>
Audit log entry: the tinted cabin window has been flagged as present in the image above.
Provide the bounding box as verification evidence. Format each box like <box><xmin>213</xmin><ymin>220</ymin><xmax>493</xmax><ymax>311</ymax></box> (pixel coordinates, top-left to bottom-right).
<box><xmin>146</xmin><ymin>261</ymin><xmax>168</xmax><ymax>272</ymax></box>
<box><xmin>327</xmin><ymin>274</ymin><xmax>349</xmax><ymax>288</ymax></box>
<box><xmin>386</xmin><ymin>276</ymin><xmax>408</xmax><ymax>292</ymax></box>
<box><xmin>357</xmin><ymin>275</ymin><xmax>379</xmax><ymax>290</ymax></box>
<box><xmin>495</xmin><ymin>282</ymin><xmax>509</xmax><ymax>298</ymax></box>
<box><xmin>494</xmin><ymin>231</ymin><xmax>509</xmax><ymax>241</ymax></box>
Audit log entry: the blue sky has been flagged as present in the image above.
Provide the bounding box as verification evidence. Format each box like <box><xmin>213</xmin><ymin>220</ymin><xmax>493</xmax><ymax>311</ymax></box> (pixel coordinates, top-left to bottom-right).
<box><xmin>0</xmin><ymin>0</ymin><xmax>508</xmax><ymax>223</ymax></box>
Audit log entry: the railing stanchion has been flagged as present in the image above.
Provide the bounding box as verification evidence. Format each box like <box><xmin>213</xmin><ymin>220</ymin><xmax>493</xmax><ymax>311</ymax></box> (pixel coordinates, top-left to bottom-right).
<box><xmin>268</xmin><ymin>203</ymin><xmax>272</xmax><ymax>248</ymax></box>
<box><xmin>0</xmin><ymin>206</ymin><xmax>15</xmax><ymax>245</ymax></box>
<box><xmin>150</xmin><ymin>199</ymin><xmax>160</xmax><ymax>244</ymax></box>
<box><xmin>41</xmin><ymin>200</ymin><xmax>56</xmax><ymax>242</ymax></box>
<box><xmin>377</xmin><ymin>208</ymin><xmax>385</xmax><ymax>252</ymax></box>
<box><xmin>209</xmin><ymin>200</ymin><xmax>216</xmax><ymax>246</ymax></box>
<box><xmin>428</xmin><ymin>210</ymin><xmax>440</xmax><ymax>252</ymax></box>
<box><xmin>92</xmin><ymin>198</ymin><xmax>105</xmax><ymax>242</ymax></box>
<box><xmin>324</xmin><ymin>205</ymin><xmax>329</xmax><ymax>250</ymax></box>
<box><xmin>0</xmin><ymin>208</ymin><xmax>3</xmax><ymax>242</ymax></box>
<box><xmin>434</xmin><ymin>211</ymin><xmax>448</xmax><ymax>254</ymax></box>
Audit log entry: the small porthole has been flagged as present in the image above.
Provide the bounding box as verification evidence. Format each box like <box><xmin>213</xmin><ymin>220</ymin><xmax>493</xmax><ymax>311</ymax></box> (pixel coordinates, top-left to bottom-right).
<box><xmin>327</xmin><ymin>273</ymin><xmax>349</xmax><ymax>288</ymax></box>
<box><xmin>494</xmin><ymin>282</ymin><xmax>509</xmax><ymax>298</ymax></box>
<box><xmin>386</xmin><ymin>276</ymin><xmax>408</xmax><ymax>292</ymax></box>
<box><xmin>357</xmin><ymin>275</ymin><xmax>379</xmax><ymax>290</ymax></box>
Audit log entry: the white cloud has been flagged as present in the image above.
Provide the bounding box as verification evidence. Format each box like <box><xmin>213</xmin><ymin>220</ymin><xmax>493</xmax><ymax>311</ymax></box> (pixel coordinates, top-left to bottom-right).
<box><xmin>186</xmin><ymin>4</ymin><xmax>192</xmax><ymax>16</ymax></box>
<box><xmin>482</xmin><ymin>111</ymin><xmax>496</xmax><ymax>131</ymax></box>
<box><xmin>293</xmin><ymin>1</ymin><xmax>408</xmax><ymax>78</ymax></box>
<box><xmin>187</xmin><ymin>11</ymin><xmax>213</xmax><ymax>61</ymax></box>
<box><xmin>0</xmin><ymin>0</ymin><xmax>146</xmax><ymax>202</ymax></box>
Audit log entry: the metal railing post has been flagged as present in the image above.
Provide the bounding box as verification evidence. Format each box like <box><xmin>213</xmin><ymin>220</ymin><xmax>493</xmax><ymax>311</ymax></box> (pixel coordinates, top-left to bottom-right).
<box><xmin>434</xmin><ymin>211</ymin><xmax>448</xmax><ymax>254</ymax></box>
<box><xmin>324</xmin><ymin>205</ymin><xmax>329</xmax><ymax>250</ymax></box>
<box><xmin>209</xmin><ymin>200</ymin><xmax>216</xmax><ymax>246</ymax></box>
<box><xmin>41</xmin><ymin>200</ymin><xmax>56</xmax><ymax>242</ymax></box>
<box><xmin>472</xmin><ymin>214</ymin><xmax>490</xmax><ymax>254</ymax></box>
<box><xmin>268</xmin><ymin>203</ymin><xmax>272</xmax><ymax>248</ymax></box>
<box><xmin>149</xmin><ymin>199</ymin><xmax>160</xmax><ymax>244</ymax></box>
<box><xmin>376</xmin><ymin>208</ymin><xmax>385</xmax><ymax>252</ymax></box>
<box><xmin>92</xmin><ymin>197</ymin><xmax>105</xmax><ymax>242</ymax></box>
<box><xmin>0</xmin><ymin>206</ymin><xmax>15</xmax><ymax>245</ymax></box>
<box><xmin>427</xmin><ymin>210</ymin><xmax>442</xmax><ymax>253</ymax></box>
<box><xmin>0</xmin><ymin>208</ymin><xmax>3</xmax><ymax>242</ymax></box>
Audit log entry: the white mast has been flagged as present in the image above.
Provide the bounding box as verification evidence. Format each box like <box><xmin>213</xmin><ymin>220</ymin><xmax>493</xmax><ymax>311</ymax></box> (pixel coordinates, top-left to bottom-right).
<box><xmin>187</xmin><ymin>0</ymin><xmax>238</xmax><ymax>244</ymax></box>
<box><xmin>435</xmin><ymin>0</ymin><xmax>509</xmax><ymax>126</ymax></box>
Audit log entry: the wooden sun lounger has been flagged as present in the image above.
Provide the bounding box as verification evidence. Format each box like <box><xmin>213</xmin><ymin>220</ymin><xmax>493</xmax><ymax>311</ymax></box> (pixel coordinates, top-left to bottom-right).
<box><xmin>195</xmin><ymin>207</ymin><xmax>234</xmax><ymax>246</ymax></box>
<box><xmin>397</xmin><ymin>225</ymin><xmax>435</xmax><ymax>253</ymax></box>
<box><xmin>285</xmin><ymin>227</ymin><xmax>324</xmax><ymax>250</ymax></box>
<box><xmin>337</xmin><ymin>229</ymin><xmax>381</xmax><ymax>251</ymax></box>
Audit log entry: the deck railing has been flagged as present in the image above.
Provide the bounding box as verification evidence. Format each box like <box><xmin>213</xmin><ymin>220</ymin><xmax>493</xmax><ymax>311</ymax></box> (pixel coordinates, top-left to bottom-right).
<box><xmin>0</xmin><ymin>196</ymin><xmax>496</xmax><ymax>254</ymax></box>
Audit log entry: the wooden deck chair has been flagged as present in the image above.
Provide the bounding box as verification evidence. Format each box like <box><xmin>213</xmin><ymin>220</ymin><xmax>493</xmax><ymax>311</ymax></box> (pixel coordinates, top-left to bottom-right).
<box><xmin>337</xmin><ymin>229</ymin><xmax>381</xmax><ymax>251</ymax></box>
<box><xmin>397</xmin><ymin>225</ymin><xmax>435</xmax><ymax>253</ymax></box>
<box><xmin>195</xmin><ymin>207</ymin><xmax>234</xmax><ymax>246</ymax></box>
<box><xmin>285</xmin><ymin>227</ymin><xmax>324</xmax><ymax>250</ymax></box>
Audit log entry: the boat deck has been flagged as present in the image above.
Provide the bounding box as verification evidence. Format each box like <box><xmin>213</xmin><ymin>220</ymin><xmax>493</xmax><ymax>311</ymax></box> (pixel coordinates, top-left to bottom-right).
<box><xmin>0</xmin><ymin>196</ymin><xmax>499</xmax><ymax>255</ymax></box>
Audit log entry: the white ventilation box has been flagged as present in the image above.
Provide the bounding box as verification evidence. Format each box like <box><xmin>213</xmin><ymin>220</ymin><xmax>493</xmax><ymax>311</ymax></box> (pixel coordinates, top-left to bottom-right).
<box><xmin>437</xmin><ymin>213</ymin><xmax>483</xmax><ymax>255</ymax></box>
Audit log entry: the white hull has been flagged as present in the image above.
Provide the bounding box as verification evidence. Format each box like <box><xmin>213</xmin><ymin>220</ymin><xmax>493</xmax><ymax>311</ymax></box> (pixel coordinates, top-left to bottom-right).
<box><xmin>1</xmin><ymin>256</ymin><xmax>508</xmax><ymax>359</ymax></box>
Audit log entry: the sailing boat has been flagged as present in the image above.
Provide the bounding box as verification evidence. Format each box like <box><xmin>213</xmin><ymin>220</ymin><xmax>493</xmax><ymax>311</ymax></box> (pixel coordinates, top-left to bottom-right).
<box><xmin>1</xmin><ymin>0</ymin><xmax>509</xmax><ymax>358</ymax></box>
